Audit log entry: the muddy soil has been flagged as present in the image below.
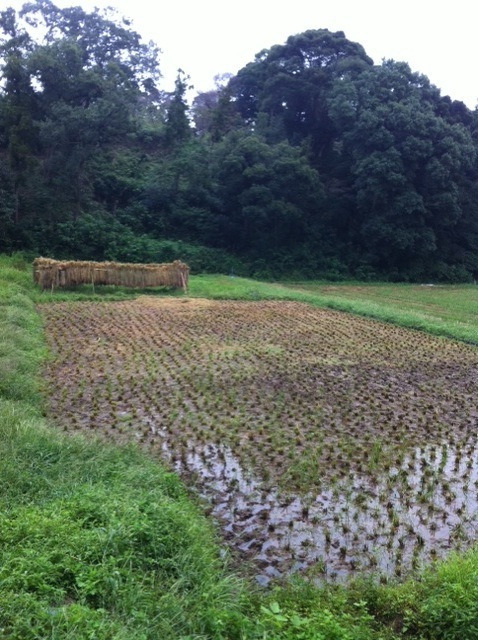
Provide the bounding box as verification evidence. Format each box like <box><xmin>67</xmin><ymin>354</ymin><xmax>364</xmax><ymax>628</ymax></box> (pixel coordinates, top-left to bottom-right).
<box><xmin>39</xmin><ymin>298</ymin><xmax>478</xmax><ymax>584</ymax></box>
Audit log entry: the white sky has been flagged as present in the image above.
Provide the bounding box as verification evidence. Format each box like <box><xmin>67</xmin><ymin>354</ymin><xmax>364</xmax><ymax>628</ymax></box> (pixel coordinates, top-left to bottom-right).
<box><xmin>6</xmin><ymin>0</ymin><xmax>478</xmax><ymax>108</ymax></box>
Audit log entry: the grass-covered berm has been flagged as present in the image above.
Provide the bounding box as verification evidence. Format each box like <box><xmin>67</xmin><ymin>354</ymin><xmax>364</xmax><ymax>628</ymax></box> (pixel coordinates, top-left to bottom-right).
<box><xmin>1</xmin><ymin>254</ymin><xmax>478</xmax><ymax>639</ymax></box>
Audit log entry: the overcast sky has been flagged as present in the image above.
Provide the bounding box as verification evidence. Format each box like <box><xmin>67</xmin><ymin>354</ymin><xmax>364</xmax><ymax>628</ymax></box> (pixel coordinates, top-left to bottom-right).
<box><xmin>7</xmin><ymin>0</ymin><xmax>478</xmax><ymax>108</ymax></box>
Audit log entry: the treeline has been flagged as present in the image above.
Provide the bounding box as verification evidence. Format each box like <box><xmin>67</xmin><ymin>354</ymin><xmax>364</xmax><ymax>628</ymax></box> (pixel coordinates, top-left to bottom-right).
<box><xmin>1</xmin><ymin>1</ymin><xmax>478</xmax><ymax>280</ymax></box>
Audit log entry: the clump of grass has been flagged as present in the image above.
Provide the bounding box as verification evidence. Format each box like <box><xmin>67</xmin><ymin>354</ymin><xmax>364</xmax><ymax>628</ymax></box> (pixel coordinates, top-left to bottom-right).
<box><xmin>364</xmin><ymin>548</ymin><xmax>478</xmax><ymax>640</ymax></box>
<box><xmin>0</xmin><ymin>401</ymin><xmax>252</xmax><ymax>639</ymax></box>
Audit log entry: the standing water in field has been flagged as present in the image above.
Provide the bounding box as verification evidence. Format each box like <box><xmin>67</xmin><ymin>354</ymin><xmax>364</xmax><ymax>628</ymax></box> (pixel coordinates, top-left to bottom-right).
<box><xmin>40</xmin><ymin>298</ymin><xmax>478</xmax><ymax>582</ymax></box>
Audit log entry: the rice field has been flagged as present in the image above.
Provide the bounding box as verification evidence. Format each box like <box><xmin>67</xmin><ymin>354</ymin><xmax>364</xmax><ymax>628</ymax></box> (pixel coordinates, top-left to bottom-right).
<box><xmin>39</xmin><ymin>297</ymin><xmax>478</xmax><ymax>585</ymax></box>
<box><xmin>288</xmin><ymin>282</ymin><xmax>478</xmax><ymax>328</ymax></box>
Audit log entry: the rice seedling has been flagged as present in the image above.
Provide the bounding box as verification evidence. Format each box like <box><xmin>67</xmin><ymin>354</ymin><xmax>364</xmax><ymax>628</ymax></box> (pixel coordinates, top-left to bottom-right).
<box><xmin>39</xmin><ymin>297</ymin><xmax>478</xmax><ymax>582</ymax></box>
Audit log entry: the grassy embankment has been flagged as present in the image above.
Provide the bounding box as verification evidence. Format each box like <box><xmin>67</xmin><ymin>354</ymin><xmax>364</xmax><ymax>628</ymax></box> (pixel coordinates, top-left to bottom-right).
<box><xmin>2</xmin><ymin>254</ymin><xmax>478</xmax><ymax>638</ymax></box>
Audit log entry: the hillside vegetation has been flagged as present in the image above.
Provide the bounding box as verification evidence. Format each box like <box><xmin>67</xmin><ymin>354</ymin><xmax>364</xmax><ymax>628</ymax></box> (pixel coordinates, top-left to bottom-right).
<box><xmin>1</xmin><ymin>3</ymin><xmax>478</xmax><ymax>282</ymax></box>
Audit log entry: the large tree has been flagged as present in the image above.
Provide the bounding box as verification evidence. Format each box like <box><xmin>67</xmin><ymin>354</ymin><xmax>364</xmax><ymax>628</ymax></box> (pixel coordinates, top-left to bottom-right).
<box><xmin>0</xmin><ymin>7</ymin><xmax>38</xmax><ymax>237</ymax></box>
<box><xmin>226</xmin><ymin>29</ymin><xmax>372</xmax><ymax>159</ymax></box>
<box><xmin>210</xmin><ymin>131</ymin><xmax>324</xmax><ymax>256</ymax></box>
<box><xmin>327</xmin><ymin>60</ymin><xmax>476</xmax><ymax>276</ymax></box>
<box><xmin>0</xmin><ymin>0</ymin><xmax>161</xmax><ymax>247</ymax></box>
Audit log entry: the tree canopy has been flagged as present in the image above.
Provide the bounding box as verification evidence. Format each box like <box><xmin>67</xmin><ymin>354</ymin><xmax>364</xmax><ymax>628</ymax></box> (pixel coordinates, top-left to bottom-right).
<box><xmin>1</xmin><ymin>10</ymin><xmax>477</xmax><ymax>281</ymax></box>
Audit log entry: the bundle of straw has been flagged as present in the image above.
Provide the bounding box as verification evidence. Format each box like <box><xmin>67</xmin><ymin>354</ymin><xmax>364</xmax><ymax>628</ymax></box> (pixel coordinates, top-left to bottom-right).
<box><xmin>33</xmin><ymin>258</ymin><xmax>189</xmax><ymax>291</ymax></box>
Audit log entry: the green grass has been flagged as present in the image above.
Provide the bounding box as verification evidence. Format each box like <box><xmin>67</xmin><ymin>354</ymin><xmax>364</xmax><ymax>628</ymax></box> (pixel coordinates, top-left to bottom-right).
<box><xmin>2</xmin><ymin>254</ymin><xmax>478</xmax><ymax>639</ymax></box>
<box><xmin>0</xmin><ymin>258</ymin><xmax>254</xmax><ymax>639</ymax></box>
<box><xmin>288</xmin><ymin>280</ymin><xmax>478</xmax><ymax>327</ymax></box>
<box><xmin>363</xmin><ymin>548</ymin><xmax>478</xmax><ymax>639</ymax></box>
<box><xmin>0</xmin><ymin>407</ymin><xmax>252</xmax><ymax>638</ymax></box>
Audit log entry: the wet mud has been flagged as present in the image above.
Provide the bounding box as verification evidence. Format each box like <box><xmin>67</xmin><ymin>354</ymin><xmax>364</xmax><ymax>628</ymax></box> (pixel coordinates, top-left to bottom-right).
<box><xmin>39</xmin><ymin>298</ymin><xmax>478</xmax><ymax>583</ymax></box>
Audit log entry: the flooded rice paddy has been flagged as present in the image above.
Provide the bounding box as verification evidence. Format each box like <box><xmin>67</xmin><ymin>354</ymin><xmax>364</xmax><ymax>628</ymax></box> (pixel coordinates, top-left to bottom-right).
<box><xmin>39</xmin><ymin>298</ymin><xmax>478</xmax><ymax>584</ymax></box>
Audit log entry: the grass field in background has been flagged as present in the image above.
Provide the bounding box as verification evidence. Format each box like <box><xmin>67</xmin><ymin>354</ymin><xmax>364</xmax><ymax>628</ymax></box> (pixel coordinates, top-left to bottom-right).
<box><xmin>289</xmin><ymin>280</ymin><xmax>478</xmax><ymax>327</ymax></box>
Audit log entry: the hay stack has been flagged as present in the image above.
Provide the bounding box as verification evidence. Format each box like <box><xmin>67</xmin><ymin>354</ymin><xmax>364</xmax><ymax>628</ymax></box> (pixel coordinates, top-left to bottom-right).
<box><xmin>33</xmin><ymin>258</ymin><xmax>189</xmax><ymax>291</ymax></box>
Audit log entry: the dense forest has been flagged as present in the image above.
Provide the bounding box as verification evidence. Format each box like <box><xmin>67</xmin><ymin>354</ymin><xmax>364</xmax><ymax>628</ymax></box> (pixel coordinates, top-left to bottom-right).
<box><xmin>1</xmin><ymin>1</ymin><xmax>478</xmax><ymax>281</ymax></box>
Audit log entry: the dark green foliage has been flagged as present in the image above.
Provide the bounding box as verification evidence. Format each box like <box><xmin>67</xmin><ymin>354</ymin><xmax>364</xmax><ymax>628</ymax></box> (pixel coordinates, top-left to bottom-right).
<box><xmin>227</xmin><ymin>29</ymin><xmax>372</xmax><ymax>153</ymax></box>
<box><xmin>211</xmin><ymin>131</ymin><xmax>325</xmax><ymax>254</ymax></box>
<box><xmin>327</xmin><ymin>61</ymin><xmax>476</xmax><ymax>275</ymax></box>
<box><xmin>222</xmin><ymin>29</ymin><xmax>478</xmax><ymax>280</ymax></box>
<box><xmin>0</xmin><ymin>0</ymin><xmax>161</xmax><ymax>240</ymax></box>
<box><xmin>52</xmin><ymin>213</ymin><xmax>246</xmax><ymax>273</ymax></box>
<box><xmin>163</xmin><ymin>71</ymin><xmax>192</xmax><ymax>148</ymax></box>
<box><xmin>1</xmin><ymin>8</ymin><xmax>478</xmax><ymax>280</ymax></box>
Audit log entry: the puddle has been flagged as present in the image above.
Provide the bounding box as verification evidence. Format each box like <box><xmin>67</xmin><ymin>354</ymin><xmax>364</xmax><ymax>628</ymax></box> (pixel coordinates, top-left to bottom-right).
<box><xmin>154</xmin><ymin>426</ymin><xmax>478</xmax><ymax>584</ymax></box>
